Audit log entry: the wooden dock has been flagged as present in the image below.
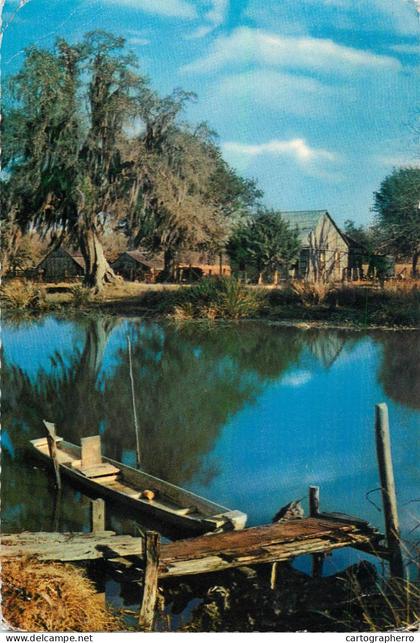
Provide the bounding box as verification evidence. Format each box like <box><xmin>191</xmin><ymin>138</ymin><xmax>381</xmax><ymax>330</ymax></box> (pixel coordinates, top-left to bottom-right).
<box><xmin>0</xmin><ymin>516</ymin><xmax>385</xmax><ymax>574</ymax></box>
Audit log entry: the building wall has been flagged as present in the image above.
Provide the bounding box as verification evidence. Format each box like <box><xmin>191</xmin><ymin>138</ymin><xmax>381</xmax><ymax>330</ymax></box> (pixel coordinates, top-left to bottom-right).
<box><xmin>301</xmin><ymin>214</ymin><xmax>348</xmax><ymax>282</ymax></box>
<box><xmin>38</xmin><ymin>257</ymin><xmax>83</xmax><ymax>281</ymax></box>
<box><xmin>112</xmin><ymin>256</ymin><xmax>156</xmax><ymax>281</ymax></box>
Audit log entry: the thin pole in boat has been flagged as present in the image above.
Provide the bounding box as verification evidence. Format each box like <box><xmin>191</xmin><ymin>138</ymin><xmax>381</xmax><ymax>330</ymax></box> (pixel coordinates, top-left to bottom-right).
<box><xmin>127</xmin><ymin>334</ymin><xmax>141</xmax><ymax>467</ymax></box>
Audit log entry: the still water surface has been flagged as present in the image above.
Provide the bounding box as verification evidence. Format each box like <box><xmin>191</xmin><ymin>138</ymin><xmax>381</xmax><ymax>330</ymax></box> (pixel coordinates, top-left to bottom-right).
<box><xmin>2</xmin><ymin>315</ymin><xmax>419</xmax><ymax>577</ymax></box>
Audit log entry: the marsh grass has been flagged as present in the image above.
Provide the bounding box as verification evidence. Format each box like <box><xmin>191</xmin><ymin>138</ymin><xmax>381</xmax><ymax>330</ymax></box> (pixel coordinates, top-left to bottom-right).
<box><xmin>169</xmin><ymin>277</ymin><xmax>264</xmax><ymax>320</ymax></box>
<box><xmin>0</xmin><ymin>279</ymin><xmax>46</xmax><ymax>310</ymax></box>
<box><xmin>70</xmin><ymin>283</ymin><xmax>92</xmax><ymax>307</ymax></box>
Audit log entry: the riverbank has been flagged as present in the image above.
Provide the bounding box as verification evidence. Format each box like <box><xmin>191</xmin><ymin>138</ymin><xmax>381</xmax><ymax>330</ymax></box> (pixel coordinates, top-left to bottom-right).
<box><xmin>1</xmin><ymin>278</ymin><xmax>419</xmax><ymax>329</ymax></box>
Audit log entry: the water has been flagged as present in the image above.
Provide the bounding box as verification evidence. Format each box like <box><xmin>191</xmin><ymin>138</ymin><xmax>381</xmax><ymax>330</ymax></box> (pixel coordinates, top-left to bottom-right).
<box><xmin>2</xmin><ymin>314</ymin><xmax>419</xmax><ymax>579</ymax></box>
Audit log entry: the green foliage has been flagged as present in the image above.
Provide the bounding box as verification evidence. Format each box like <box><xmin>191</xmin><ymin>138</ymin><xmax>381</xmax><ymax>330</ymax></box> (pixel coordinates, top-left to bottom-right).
<box><xmin>3</xmin><ymin>31</ymin><xmax>262</xmax><ymax>287</ymax></box>
<box><xmin>70</xmin><ymin>284</ymin><xmax>92</xmax><ymax>307</ymax></box>
<box><xmin>227</xmin><ymin>210</ymin><xmax>300</xmax><ymax>281</ymax></box>
<box><xmin>170</xmin><ymin>278</ymin><xmax>264</xmax><ymax>320</ymax></box>
<box><xmin>373</xmin><ymin>167</ymin><xmax>420</xmax><ymax>274</ymax></box>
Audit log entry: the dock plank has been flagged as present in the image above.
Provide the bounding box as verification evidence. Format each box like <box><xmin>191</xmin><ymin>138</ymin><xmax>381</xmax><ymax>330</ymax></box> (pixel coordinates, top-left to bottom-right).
<box><xmin>0</xmin><ymin>531</ymin><xmax>144</xmax><ymax>562</ymax></box>
<box><xmin>0</xmin><ymin>518</ymin><xmax>383</xmax><ymax>576</ymax></box>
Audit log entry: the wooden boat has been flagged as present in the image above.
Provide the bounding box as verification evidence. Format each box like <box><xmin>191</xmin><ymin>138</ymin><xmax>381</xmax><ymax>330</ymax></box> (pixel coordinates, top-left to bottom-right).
<box><xmin>30</xmin><ymin>428</ymin><xmax>247</xmax><ymax>536</ymax></box>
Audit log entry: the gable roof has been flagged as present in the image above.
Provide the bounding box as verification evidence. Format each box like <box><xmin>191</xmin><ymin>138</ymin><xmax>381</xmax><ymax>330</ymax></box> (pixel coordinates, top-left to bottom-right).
<box><xmin>280</xmin><ymin>210</ymin><xmax>348</xmax><ymax>247</ymax></box>
<box><xmin>37</xmin><ymin>247</ymin><xmax>85</xmax><ymax>270</ymax></box>
<box><xmin>116</xmin><ymin>250</ymin><xmax>164</xmax><ymax>271</ymax></box>
<box><xmin>279</xmin><ymin>210</ymin><xmax>329</xmax><ymax>243</ymax></box>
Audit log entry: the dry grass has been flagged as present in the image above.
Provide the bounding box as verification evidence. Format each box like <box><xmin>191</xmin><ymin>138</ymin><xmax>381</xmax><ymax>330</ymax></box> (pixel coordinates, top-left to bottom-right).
<box><xmin>1</xmin><ymin>558</ymin><xmax>123</xmax><ymax>632</ymax></box>
<box><xmin>338</xmin><ymin>574</ymin><xmax>420</xmax><ymax>632</ymax></box>
<box><xmin>0</xmin><ymin>279</ymin><xmax>46</xmax><ymax>310</ymax></box>
<box><xmin>290</xmin><ymin>281</ymin><xmax>334</xmax><ymax>306</ymax></box>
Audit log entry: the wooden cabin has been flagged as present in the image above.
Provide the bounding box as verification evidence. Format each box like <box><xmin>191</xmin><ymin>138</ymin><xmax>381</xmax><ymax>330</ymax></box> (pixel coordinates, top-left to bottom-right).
<box><xmin>111</xmin><ymin>250</ymin><xmax>163</xmax><ymax>282</ymax></box>
<box><xmin>175</xmin><ymin>251</ymin><xmax>231</xmax><ymax>282</ymax></box>
<box><xmin>36</xmin><ymin>248</ymin><xmax>85</xmax><ymax>282</ymax></box>
<box><xmin>280</xmin><ymin>210</ymin><xmax>350</xmax><ymax>282</ymax></box>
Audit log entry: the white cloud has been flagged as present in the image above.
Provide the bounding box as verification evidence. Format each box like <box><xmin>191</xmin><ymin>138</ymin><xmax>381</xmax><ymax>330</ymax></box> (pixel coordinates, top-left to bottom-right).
<box><xmin>281</xmin><ymin>370</ymin><xmax>313</xmax><ymax>387</ymax></box>
<box><xmin>222</xmin><ymin>138</ymin><xmax>337</xmax><ymax>164</ymax></box>
<box><xmin>187</xmin><ymin>0</ymin><xmax>228</xmax><ymax>38</ymax></box>
<box><xmin>127</xmin><ymin>37</ymin><xmax>150</xmax><ymax>46</ymax></box>
<box><xmin>214</xmin><ymin>69</ymin><xmax>341</xmax><ymax>117</ymax></box>
<box><xmin>390</xmin><ymin>43</ymin><xmax>420</xmax><ymax>55</ymax></box>
<box><xmin>181</xmin><ymin>27</ymin><xmax>401</xmax><ymax>74</ymax></box>
<box><xmin>102</xmin><ymin>0</ymin><xmax>196</xmax><ymax>19</ymax></box>
<box><xmin>376</xmin><ymin>154</ymin><xmax>420</xmax><ymax>167</ymax></box>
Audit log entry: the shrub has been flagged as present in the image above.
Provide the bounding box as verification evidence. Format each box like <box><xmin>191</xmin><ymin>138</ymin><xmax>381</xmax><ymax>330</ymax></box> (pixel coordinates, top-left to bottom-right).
<box><xmin>0</xmin><ymin>279</ymin><xmax>45</xmax><ymax>310</ymax></box>
<box><xmin>290</xmin><ymin>281</ymin><xmax>334</xmax><ymax>306</ymax></box>
<box><xmin>70</xmin><ymin>284</ymin><xmax>92</xmax><ymax>307</ymax></box>
<box><xmin>169</xmin><ymin>277</ymin><xmax>264</xmax><ymax>320</ymax></box>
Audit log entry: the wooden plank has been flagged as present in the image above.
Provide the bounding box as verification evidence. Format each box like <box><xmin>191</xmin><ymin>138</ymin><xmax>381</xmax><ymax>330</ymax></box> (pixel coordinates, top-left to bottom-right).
<box><xmin>375</xmin><ymin>403</ymin><xmax>405</xmax><ymax>579</ymax></box>
<box><xmin>78</xmin><ymin>463</ymin><xmax>120</xmax><ymax>479</ymax></box>
<box><xmin>157</xmin><ymin>518</ymin><xmax>383</xmax><ymax>578</ymax></box>
<box><xmin>0</xmin><ymin>531</ymin><xmax>144</xmax><ymax>562</ymax></box>
<box><xmin>139</xmin><ymin>532</ymin><xmax>160</xmax><ymax>631</ymax></box>
<box><xmin>81</xmin><ymin>436</ymin><xmax>102</xmax><ymax>468</ymax></box>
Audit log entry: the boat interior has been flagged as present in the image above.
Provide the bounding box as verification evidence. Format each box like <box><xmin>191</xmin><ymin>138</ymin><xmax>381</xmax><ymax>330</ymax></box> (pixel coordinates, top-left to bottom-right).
<box><xmin>31</xmin><ymin>431</ymin><xmax>225</xmax><ymax>524</ymax></box>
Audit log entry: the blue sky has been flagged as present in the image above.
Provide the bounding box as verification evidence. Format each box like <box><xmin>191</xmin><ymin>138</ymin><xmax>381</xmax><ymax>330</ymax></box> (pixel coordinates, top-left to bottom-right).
<box><xmin>2</xmin><ymin>0</ymin><xmax>419</xmax><ymax>225</ymax></box>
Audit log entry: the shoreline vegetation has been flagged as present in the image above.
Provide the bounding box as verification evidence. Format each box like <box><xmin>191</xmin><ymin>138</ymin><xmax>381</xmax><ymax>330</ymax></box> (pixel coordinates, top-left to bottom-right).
<box><xmin>1</xmin><ymin>277</ymin><xmax>419</xmax><ymax>330</ymax></box>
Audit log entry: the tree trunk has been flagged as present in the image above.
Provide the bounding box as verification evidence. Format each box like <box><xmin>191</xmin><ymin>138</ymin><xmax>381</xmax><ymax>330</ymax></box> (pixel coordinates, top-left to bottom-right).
<box><xmin>161</xmin><ymin>247</ymin><xmax>176</xmax><ymax>282</ymax></box>
<box><xmin>79</xmin><ymin>228</ymin><xmax>119</xmax><ymax>292</ymax></box>
<box><xmin>412</xmin><ymin>251</ymin><xmax>419</xmax><ymax>278</ymax></box>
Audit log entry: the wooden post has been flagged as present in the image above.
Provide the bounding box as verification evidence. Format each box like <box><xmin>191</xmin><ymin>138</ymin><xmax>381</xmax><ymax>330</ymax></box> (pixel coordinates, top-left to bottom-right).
<box><xmin>270</xmin><ymin>562</ymin><xmax>278</xmax><ymax>590</ymax></box>
<box><xmin>139</xmin><ymin>531</ymin><xmax>160</xmax><ymax>631</ymax></box>
<box><xmin>127</xmin><ymin>335</ymin><xmax>141</xmax><ymax>467</ymax></box>
<box><xmin>375</xmin><ymin>403</ymin><xmax>405</xmax><ymax>579</ymax></box>
<box><xmin>309</xmin><ymin>486</ymin><xmax>320</xmax><ymax>517</ymax></box>
<box><xmin>43</xmin><ymin>420</ymin><xmax>61</xmax><ymax>490</ymax></box>
<box><xmin>309</xmin><ymin>485</ymin><xmax>324</xmax><ymax>577</ymax></box>
<box><xmin>91</xmin><ymin>498</ymin><xmax>105</xmax><ymax>533</ymax></box>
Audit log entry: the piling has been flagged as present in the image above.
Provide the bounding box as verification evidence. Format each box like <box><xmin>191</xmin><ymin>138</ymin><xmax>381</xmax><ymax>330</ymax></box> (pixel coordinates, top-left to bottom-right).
<box><xmin>139</xmin><ymin>531</ymin><xmax>160</xmax><ymax>631</ymax></box>
<box><xmin>374</xmin><ymin>403</ymin><xmax>405</xmax><ymax>579</ymax></box>
<box><xmin>309</xmin><ymin>485</ymin><xmax>324</xmax><ymax>577</ymax></box>
<box><xmin>90</xmin><ymin>498</ymin><xmax>106</xmax><ymax>533</ymax></box>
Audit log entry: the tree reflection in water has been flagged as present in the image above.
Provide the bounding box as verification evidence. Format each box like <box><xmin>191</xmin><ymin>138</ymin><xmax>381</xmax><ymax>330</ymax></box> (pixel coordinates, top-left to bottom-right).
<box><xmin>3</xmin><ymin>315</ymin><xmax>417</xmax><ymax>536</ymax></box>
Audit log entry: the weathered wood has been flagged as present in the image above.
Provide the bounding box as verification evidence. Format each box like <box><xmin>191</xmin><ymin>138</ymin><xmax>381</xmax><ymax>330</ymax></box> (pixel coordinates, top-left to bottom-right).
<box><xmin>157</xmin><ymin>517</ymin><xmax>384</xmax><ymax>578</ymax></box>
<box><xmin>1</xmin><ymin>517</ymin><xmax>384</xmax><ymax>576</ymax></box>
<box><xmin>78</xmin><ymin>463</ymin><xmax>120</xmax><ymax>479</ymax></box>
<box><xmin>270</xmin><ymin>561</ymin><xmax>278</xmax><ymax>590</ymax></box>
<box><xmin>31</xmin><ymin>437</ymin><xmax>246</xmax><ymax>535</ymax></box>
<box><xmin>43</xmin><ymin>420</ymin><xmax>61</xmax><ymax>490</ymax></box>
<box><xmin>91</xmin><ymin>498</ymin><xmax>106</xmax><ymax>533</ymax></box>
<box><xmin>375</xmin><ymin>403</ymin><xmax>405</xmax><ymax>579</ymax></box>
<box><xmin>309</xmin><ymin>486</ymin><xmax>324</xmax><ymax>576</ymax></box>
<box><xmin>81</xmin><ymin>436</ymin><xmax>102</xmax><ymax>468</ymax></box>
<box><xmin>139</xmin><ymin>531</ymin><xmax>160</xmax><ymax>631</ymax></box>
<box><xmin>0</xmin><ymin>531</ymin><xmax>144</xmax><ymax>562</ymax></box>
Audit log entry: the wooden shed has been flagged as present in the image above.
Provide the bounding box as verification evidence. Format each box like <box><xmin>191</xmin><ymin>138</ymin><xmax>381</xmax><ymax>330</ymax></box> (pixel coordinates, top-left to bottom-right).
<box><xmin>36</xmin><ymin>248</ymin><xmax>85</xmax><ymax>282</ymax></box>
<box><xmin>280</xmin><ymin>210</ymin><xmax>350</xmax><ymax>282</ymax></box>
<box><xmin>111</xmin><ymin>251</ymin><xmax>163</xmax><ymax>282</ymax></box>
<box><xmin>175</xmin><ymin>251</ymin><xmax>231</xmax><ymax>282</ymax></box>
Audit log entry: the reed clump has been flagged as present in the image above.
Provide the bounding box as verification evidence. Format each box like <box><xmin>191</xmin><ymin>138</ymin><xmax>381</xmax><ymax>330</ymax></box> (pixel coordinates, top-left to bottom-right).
<box><xmin>70</xmin><ymin>283</ymin><xmax>92</xmax><ymax>307</ymax></box>
<box><xmin>170</xmin><ymin>277</ymin><xmax>264</xmax><ymax>321</ymax></box>
<box><xmin>0</xmin><ymin>279</ymin><xmax>46</xmax><ymax>310</ymax></box>
<box><xmin>1</xmin><ymin>558</ymin><xmax>122</xmax><ymax>632</ymax></box>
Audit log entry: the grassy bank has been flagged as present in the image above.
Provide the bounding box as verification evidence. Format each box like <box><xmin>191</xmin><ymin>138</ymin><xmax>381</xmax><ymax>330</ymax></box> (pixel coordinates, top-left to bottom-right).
<box><xmin>1</xmin><ymin>277</ymin><xmax>419</xmax><ymax>328</ymax></box>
